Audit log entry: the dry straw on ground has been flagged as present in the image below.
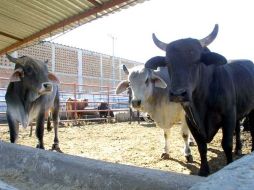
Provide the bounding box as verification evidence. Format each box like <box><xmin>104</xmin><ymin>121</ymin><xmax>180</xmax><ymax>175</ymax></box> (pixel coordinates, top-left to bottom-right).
<box><xmin>0</xmin><ymin>121</ymin><xmax>252</xmax><ymax>175</ymax></box>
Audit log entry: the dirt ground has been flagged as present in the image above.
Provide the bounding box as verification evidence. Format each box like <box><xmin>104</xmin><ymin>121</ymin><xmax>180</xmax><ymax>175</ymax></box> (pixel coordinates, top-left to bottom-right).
<box><xmin>0</xmin><ymin>121</ymin><xmax>252</xmax><ymax>176</ymax></box>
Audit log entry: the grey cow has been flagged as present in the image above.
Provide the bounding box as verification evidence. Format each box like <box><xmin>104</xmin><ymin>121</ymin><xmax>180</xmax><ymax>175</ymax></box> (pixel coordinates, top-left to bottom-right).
<box><xmin>116</xmin><ymin>63</ymin><xmax>193</xmax><ymax>162</ymax></box>
<box><xmin>5</xmin><ymin>54</ymin><xmax>62</xmax><ymax>152</ymax></box>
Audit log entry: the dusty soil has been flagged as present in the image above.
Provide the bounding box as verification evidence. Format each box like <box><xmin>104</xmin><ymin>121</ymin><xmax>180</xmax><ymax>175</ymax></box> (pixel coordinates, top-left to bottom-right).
<box><xmin>0</xmin><ymin>121</ymin><xmax>252</xmax><ymax>176</ymax></box>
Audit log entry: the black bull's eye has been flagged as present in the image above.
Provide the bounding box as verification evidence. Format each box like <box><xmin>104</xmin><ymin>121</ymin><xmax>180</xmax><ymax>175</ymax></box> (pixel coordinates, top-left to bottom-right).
<box><xmin>25</xmin><ymin>66</ymin><xmax>33</xmax><ymax>75</ymax></box>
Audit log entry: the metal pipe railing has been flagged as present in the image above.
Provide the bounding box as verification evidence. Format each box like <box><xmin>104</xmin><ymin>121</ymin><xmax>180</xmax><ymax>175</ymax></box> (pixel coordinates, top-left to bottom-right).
<box><xmin>0</xmin><ymin>79</ymin><xmax>131</xmax><ymax>123</ymax></box>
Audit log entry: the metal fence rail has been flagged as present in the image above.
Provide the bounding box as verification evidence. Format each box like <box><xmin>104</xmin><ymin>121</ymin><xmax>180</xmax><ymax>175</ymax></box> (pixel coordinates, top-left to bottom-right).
<box><xmin>0</xmin><ymin>77</ymin><xmax>130</xmax><ymax>124</ymax></box>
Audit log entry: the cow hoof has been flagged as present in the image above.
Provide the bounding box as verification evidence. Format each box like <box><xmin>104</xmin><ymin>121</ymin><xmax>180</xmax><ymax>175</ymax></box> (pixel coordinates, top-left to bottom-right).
<box><xmin>198</xmin><ymin>170</ymin><xmax>209</xmax><ymax>177</ymax></box>
<box><xmin>189</xmin><ymin>142</ymin><xmax>195</xmax><ymax>146</ymax></box>
<box><xmin>51</xmin><ymin>144</ymin><xmax>63</xmax><ymax>153</ymax></box>
<box><xmin>185</xmin><ymin>155</ymin><xmax>193</xmax><ymax>163</ymax></box>
<box><xmin>234</xmin><ymin>149</ymin><xmax>242</xmax><ymax>156</ymax></box>
<box><xmin>198</xmin><ymin>166</ymin><xmax>210</xmax><ymax>177</ymax></box>
<box><xmin>161</xmin><ymin>153</ymin><xmax>170</xmax><ymax>160</ymax></box>
<box><xmin>47</xmin><ymin>126</ymin><xmax>53</xmax><ymax>132</ymax></box>
<box><xmin>36</xmin><ymin>144</ymin><xmax>45</xmax><ymax>149</ymax></box>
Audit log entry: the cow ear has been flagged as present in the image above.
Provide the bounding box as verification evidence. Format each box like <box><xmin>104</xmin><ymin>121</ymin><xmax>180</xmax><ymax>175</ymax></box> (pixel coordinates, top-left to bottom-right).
<box><xmin>10</xmin><ymin>68</ymin><xmax>24</xmax><ymax>82</ymax></box>
<box><xmin>48</xmin><ymin>73</ymin><xmax>60</xmax><ymax>84</ymax></box>
<box><xmin>201</xmin><ymin>52</ymin><xmax>227</xmax><ymax>66</ymax></box>
<box><xmin>151</xmin><ymin>72</ymin><xmax>167</xmax><ymax>89</ymax></box>
<box><xmin>115</xmin><ymin>80</ymin><xmax>129</xmax><ymax>94</ymax></box>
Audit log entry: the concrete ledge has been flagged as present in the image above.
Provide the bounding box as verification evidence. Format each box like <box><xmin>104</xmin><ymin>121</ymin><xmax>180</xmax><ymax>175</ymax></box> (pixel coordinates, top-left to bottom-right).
<box><xmin>190</xmin><ymin>152</ymin><xmax>254</xmax><ymax>190</ymax></box>
<box><xmin>0</xmin><ymin>141</ymin><xmax>204</xmax><ymax>190</ymax></box>
<box><xmin>0</xmin><ymin>180</ymin><xmax>18</xmax><ymax>190</ymax></box>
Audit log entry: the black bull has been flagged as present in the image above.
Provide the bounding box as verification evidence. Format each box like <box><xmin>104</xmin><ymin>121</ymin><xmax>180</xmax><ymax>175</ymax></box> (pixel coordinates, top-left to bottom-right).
<box><xmin>150</xmin><ymin>24</ymin><xmax>254</xmax><ymax>176</ymax></box>
<box><xmin>5</xmin><ymin>54</ymin><xmax>62</xmax><ymax>152</ymax></box>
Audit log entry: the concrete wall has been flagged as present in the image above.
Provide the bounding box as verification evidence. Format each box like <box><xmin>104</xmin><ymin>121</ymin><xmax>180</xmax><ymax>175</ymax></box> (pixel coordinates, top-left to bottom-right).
<box><xmin>190</xmin><ymin>152</ymin><xmax>254</xmax><ymax>190</ymax></box>
<box><xmin>0</xmin><ymin>141</ymin><xmax>203</xmax><ymax>190</ymax></box>
<box><xmin>0</xmin><ymin>42</ymin><xmax>143</xmax><ymax>90</ymax></box>
<box><xmin>0</xmin><ymin>141</ymin><xmax>254</xmax><ymax>190</ymax></box>
<box><xmin>0</xmin><ymin>180</ymin><xmax>18</xmax><ymax>190</ymax></box>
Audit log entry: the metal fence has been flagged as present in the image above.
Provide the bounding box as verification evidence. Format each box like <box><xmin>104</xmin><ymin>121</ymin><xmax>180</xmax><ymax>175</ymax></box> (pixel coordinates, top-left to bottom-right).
<box><xmin>0</xmin><ymin>77</ymin><xmax>130</xmax><ymax>124</ymax></box>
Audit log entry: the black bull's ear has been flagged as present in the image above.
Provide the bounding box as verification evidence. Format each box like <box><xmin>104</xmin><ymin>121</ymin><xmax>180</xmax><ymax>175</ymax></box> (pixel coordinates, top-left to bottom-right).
<box><xmin>201</xmin><ymin>52</ymin><xmax>227</xmax><ymax>66</ymax></box>
<box><xmin>144</xmin><ymin>56</ymin><xmax>166</xmax><ymax>70</ymax></box>
<box><xmin>144</xmin><ymin>52</ymin><xmax>227</xmax><ymax>69</ymax></box>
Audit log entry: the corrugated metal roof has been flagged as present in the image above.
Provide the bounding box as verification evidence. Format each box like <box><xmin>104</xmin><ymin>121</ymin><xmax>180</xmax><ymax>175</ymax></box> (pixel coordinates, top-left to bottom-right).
<box><xmin>0</xmin><ymin>0</ymin><xmax>148</xmax><ymax>55</ymax></box>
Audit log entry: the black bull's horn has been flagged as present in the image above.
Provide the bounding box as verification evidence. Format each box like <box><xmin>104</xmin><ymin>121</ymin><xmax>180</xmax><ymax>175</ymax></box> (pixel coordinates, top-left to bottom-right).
<box><xmin>152</xmin><ymin>33</ymin><xmax>167</xmax><ymax>51</ymax></box>
<box><xmin>152</xmin><ymin>24</ymin><xmax>219</xmax><ymax>51</ymax></box>
<box><xmin>199</xmin><ymin>24</ymin><xmax>219</xmax><ymax>47</ymax></box>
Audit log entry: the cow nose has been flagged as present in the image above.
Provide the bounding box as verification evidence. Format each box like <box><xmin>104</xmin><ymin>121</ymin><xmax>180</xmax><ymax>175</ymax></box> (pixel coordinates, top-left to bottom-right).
<box><xmin>132</xmin><ymin>100</ymin><xmax>141</xmax><ymax>108</ymax></box>
<box><xmin>169</xmin><ymin>89</ymin><xmax>189</xmax><ymax>102</ymax></box>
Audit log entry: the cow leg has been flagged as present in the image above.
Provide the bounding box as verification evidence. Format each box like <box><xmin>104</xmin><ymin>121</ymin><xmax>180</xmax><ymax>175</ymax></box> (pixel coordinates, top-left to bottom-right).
<box><xmin>181</xmin><ymin>119</ymin><xmax>193</xmax><ymax>162</ymax></box>
<box><xmin>185</xmin><ymin>116</ymin><xmax>209</xmax><ymax>176</ymax></box>
<box><xmin>137</xmin><ymin>110</ymin><xmax>140</xmax><ymax>124</ymax></box>
<box><xmin>221</xmin><ymin>113</ymin><xmax>235</xmax><ymax>165</ymax></box>
<box><xmin>110</xmin><ymin>110</ymin><xmax>114</xmax><ymax>118</ymax></box>
<box><xmin>47</xmin><ymin>116</ymin><xmax>52</xmax><ymax>132</ymax></box>
<box><xmin>248</xmin><ymin>110</ymin><xmax>254</xmax><ymax>151</ymax></box>
<box><xmin>35</xmin><ymin>112</ymin><xmax>45</xmax><ymax>149</ymax></box>
<box><xmin>129</xmin><ymin>108</ymin><xmax>132</xmax><ymax>124</ymax></box>
<box><xmin>29</xmin><ymin>125</ymin><xmax>33</xmax><ymax>137</ymax></box>
<box><xmin>66</xmin><ymin>110</ymin><xmax>70</xmax><ymax>120</ymax></box>
<box><xmin>234</xmin><ymin>120</ymin><xmax>242</xmax><ymax>155</ymax></box>
<box><xmin>7</xmin><ymin>112</ymin><xmax>19</xmax><ymax>143</ymax></box>
<box><xmin>51</xmin><ymin>98</ymin><xmax>62</xmax><ymax>153</ymax></box>
<box><xmin>161</xmin><ymin>129</ymin><xmax>171</xmax><ymax>160</ymax></box>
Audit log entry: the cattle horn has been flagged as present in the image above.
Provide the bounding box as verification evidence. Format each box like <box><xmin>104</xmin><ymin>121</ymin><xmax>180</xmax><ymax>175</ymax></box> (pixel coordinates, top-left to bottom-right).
<box><xmin>123</xmin><ymin>65</ymin><xmax>129</xmax><ymax>75</ymax></box>
<box><xmin>6</xmin><ymin>54</ymin><xmax>24</xmax><ymax>65</ymax></box>
<box><xmin>199</xmin><ymin>24</ymin><xmax>219</xmax><ymax>47</ymax></box>
<box><xmin>152</xmin><ymin>33</ymin><xmax>167</xmax><ymax>51</ymax></box>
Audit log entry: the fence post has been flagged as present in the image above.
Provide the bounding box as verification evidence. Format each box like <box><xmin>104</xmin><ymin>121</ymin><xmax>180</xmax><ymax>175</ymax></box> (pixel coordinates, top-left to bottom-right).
<box><xmin>74</xmin><ymin>83</ymin><xmax>77</xmax><ymax>123</ymax></box>
<box><xmin>78</xmin><ymin>49</ymin><xmax>83</xmax><ymax>94</ymax></box>
<box><xmin>107</xmin><ymin>86</ymin><xmax>110</xmax><ymax>123</ymax></box>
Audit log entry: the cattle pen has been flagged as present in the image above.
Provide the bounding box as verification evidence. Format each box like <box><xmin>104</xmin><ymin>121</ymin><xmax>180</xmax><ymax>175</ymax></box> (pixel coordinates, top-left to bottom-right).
<box><xmin>0</xmin><ymin>0</ymin><xmax>254</xmax><ymax>189</ymax></box>
<box><xmin>0</xmin><ymin>76</ymin><xmax>142</xmax><ymax>125</ymax></box>
<box><xmin>1</xmin><ymin>75</ymin><xmax>254</xmax><ymax>189</ymax></box>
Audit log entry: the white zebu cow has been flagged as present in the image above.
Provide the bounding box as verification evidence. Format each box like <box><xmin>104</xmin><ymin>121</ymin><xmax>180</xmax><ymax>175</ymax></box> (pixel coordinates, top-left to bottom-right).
<box><xmin>116</xmin><ymin>64</ymin><xmax>193</xmax><ymax>162</ymax></box>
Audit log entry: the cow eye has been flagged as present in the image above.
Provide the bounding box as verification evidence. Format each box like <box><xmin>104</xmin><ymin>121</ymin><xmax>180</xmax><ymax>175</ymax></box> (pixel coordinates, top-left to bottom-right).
<box><xmin>25</xmin><ymin>66</ymin><xmax>33</xmax><ymax>75</ymax></box>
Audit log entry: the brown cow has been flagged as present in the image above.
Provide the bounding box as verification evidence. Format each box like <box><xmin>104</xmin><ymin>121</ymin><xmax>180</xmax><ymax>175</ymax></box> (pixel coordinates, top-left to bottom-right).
<box><xmin>66</xmin><ymin>98</ymin><xmax>89</xmax><ymax>120</ymax></box>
